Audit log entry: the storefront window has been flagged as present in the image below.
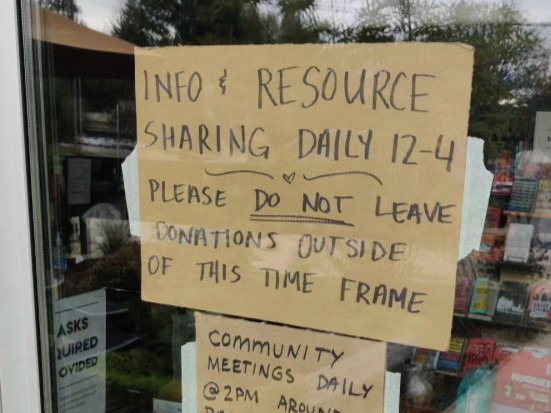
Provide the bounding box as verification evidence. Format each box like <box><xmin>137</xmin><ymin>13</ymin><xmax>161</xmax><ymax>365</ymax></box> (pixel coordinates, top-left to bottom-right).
<box><xmin>21</xmin><ymin>0</ymin><xmax>551</xmax><ymax>412</ymax></box>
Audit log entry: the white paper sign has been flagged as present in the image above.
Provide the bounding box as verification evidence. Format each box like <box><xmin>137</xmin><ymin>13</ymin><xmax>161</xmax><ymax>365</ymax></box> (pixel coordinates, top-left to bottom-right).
<box><xmin>67</xmin><ymin>157</ymin><xmax>92</xmax><ymax>205</ymax></box>
<box><xmin>54</xmin><ymin>289</ymin><xmax>106</xmax><ymax>413</ymax></box>
<box><xmin>153</xmin><ymin>398</ymin><xmax>182</xmax><ymax>413</ymax></box>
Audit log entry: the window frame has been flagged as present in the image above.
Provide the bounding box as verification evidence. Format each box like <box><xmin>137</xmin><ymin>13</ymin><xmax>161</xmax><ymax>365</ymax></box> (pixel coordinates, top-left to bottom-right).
<box><xmin>0</xmin><ymin>0</ymin><xmax>43</xmax><ymax>412</ymax></box>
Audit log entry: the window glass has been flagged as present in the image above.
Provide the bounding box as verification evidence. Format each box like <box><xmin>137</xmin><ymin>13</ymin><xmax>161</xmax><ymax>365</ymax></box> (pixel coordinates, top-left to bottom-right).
<box><xmin>24</xmin><ymin>1</ymin><xmax>551</xmax><ymax>412</ymax></box>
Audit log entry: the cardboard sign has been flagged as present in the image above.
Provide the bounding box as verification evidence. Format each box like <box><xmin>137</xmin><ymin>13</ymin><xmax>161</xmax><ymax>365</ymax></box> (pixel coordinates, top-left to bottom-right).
<box><xmin>136</xmin><ymin>44</ymin><xmax>474</xmax><ymax>350</ymax></box>
<box><xmin>195</xmin><ymin>313</ymin><xmax>386</xmax><ymax>413</ymax></box>
<box><xmin>54</xmin><ymin>289</ymin><xmax>106</xmax><ymax>413</ymax></box>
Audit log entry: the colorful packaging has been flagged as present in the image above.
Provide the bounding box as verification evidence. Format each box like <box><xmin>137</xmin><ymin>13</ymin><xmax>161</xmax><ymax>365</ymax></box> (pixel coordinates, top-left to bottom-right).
<box><xmin>494</xmin><ymin>347</ymin><xmax>551</xmax><ymax>412</ymax></box>
<box><xmin>456</xmin><ymin>365</ymin><xmax>496</xmax><ymax>413</ymax></box>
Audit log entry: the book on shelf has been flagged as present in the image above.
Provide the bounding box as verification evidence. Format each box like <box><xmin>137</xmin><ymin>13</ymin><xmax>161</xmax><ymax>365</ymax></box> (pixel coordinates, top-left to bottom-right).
<box><xmin>468</xmin><ymin>278</ymin><xmax>500</xmax><ymax>317</ymax></box>
<box><xmin>454</xmin><ymin>257</ymin><xmax>477</xmax><ymax>314</ymax></box>
<box><xmin>534</xmin><ymin>178</ymin><xmax>551</xmax><ymax>213</ymax></box>
<box><xmin>411</xmin><ymin>347</ymin><xmax>439</xmax><ymax>369</ymax></box>
<box><xmin>493</xmin><ymin>281</ymin><xmax>530</xmax><ymax>324</ymax></box>
<box><xmin>436</xmin><ymin>337</ymin><xmax>467</xmax><ymax>373</ymax></box>
<box><xmin>485</xmin><ymin>207</ymin><xmax>502</xmax><ymax>229</ymax></box>
<box><xmin>494</xmin><ymin>347</ymin><xmax>551</xmax><ymax>412</ymax></box>
<box><xmin>504</xmin><ymin>223</ymin><xmax>534</xmax><ymax>263</ymax></box>
<box><xmin>462</xmin><ymin>338</ymin><xmax>496</xmax><ymax>376</ymax></box>
<box><xmin>508</xmin><ymin>177</ymin><xmax>538</xmax><ymax>212</ymax></box>
<box><xmin>525</xmin><ymin>280</ymin><xmax>551</xmax><ymax>327</ymax></box>
<box><xmin>486</xmin><ymin>280</ymin><xmax>501</xmax><ymax>317</ymax></box>
<box><xmin>469</xmin><ymin>278</ymin><xmax>489</xmax><ymax>315</ymax></box>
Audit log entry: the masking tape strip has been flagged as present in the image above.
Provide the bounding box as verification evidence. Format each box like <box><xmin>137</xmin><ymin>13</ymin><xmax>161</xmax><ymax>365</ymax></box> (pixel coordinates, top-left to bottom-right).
<box><xmin>458</xmin><ymin>137</ymin><xmax>493</xmax><ymax>260</ymax></box>
<box><xmin>181</xmin><ymin>341</ymin><xmax>197</xmax><ymax>413</ymax></box>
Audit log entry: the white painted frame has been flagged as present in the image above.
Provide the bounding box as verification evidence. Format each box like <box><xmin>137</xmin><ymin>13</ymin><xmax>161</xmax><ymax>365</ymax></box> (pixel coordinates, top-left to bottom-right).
<box><xmin>0</xmin><ymin>0</ymin><xmax>42</xmax><ymax>412</ymax></box>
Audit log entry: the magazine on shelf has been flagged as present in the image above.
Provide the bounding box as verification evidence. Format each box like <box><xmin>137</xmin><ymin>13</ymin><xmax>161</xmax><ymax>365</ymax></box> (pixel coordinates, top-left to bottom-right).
<box><xmin>462</xmin><ymin>338</ymin><xmax>495</xmax><ymax>376</ymax></box>
<box><xmin>493</xmin><ymin>282</ymin><xmax>530</xmax><ymax>324</ymax></box>
<box><xmin>508</xmin><ymin>177</ymin><xmax>538</xmax><ymax>212</ymax></box>
<box><xmin>469</xmin><ymin>278</ymin><xmax>489</xmax><ymax>315</ymax></box>
<box><xmin>454</xmin><ymin>257</ymin><xmax>477</xmax><ymax>314</ymax></box>
<box><xmin>525</xmin><ymin>280</ymin><xmax>551</xmax><ymax>327</ymax></box>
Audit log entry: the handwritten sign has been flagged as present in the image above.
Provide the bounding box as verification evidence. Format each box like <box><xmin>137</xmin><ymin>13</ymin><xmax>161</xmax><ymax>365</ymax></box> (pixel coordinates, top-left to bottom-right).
<box><xmin>195</xmin><ymin>313</ymin><xmax>386</xmax><ymax>413</ymax></box>
<box><xmin>136</xmin><ymin>44</ymin><xmax>474</xmax><ymax>350</ymax></box>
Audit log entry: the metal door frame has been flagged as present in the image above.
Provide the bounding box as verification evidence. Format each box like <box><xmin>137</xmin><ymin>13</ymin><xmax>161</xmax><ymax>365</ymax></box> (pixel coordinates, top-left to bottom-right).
<box><xmin>0</xmin><ymin>0</ymin><xmax>42</xmax><ymax>411</ymax></box>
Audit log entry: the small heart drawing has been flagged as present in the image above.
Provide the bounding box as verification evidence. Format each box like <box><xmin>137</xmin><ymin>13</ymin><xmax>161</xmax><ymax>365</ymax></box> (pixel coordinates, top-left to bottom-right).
<box><xmin>283</xmin><ymin>172</ymin><xmax>296</xmax><ymax>184</ymax></box>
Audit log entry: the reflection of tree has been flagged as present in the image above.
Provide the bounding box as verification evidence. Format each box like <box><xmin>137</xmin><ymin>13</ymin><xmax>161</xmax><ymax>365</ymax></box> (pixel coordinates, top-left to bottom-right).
<box><xmin>354</xmin><ymin>0</ymin><xmax>551</xmax><ymax>156</ymax></box>
<box><xmin>357</xmin><ymin>0</ymin><xmax>443</xmax><ymax>41</ymax></box>
<box><xmin>112</xmin><ymin>0</ymin><xmax>259</xmax><ymax>46</ymax></box>
<box><xmin>112</xmin><ymin>0</ymin><xmax>323</xmax><ymax>46</ymax></box>
<box><xmin>39</xmin><ymin>0</ymin><xmax>80</xmax><ymax>21</ymax></box>
<box><xmin>271</xmin><ymin>0</ymin><xmax>326</xmax><ymax>43</ymax></box>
